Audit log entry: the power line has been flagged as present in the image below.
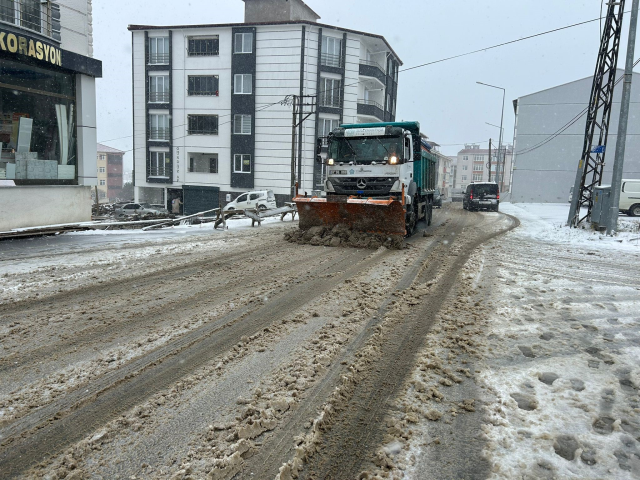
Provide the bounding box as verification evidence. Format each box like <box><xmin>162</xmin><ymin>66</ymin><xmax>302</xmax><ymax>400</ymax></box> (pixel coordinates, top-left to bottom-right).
<box><xmin>100</xmin><ymin>13</ymin><xmax>614</xmax><ymax>147</ymax></box>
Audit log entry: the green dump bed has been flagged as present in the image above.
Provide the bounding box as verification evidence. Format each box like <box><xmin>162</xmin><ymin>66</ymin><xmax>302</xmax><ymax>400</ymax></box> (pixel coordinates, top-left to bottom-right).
<box><xmin>414</xmin><ymin>150</ymin><xmax>437</xmax><ymax>195</ymax></box>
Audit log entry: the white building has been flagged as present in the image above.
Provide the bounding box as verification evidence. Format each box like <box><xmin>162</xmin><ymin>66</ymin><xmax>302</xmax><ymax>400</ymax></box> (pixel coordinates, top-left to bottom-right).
<box><xmin>511</xmin><ymin>70</ymin><xmax>640</xmax><ymax>203</ymax></box>
<box><xmin>129</xmin><ymin>0</ymin><xmax>401</xmax><ymax>213</ymax></box>
<box><xmin>454</xmin><ymin>144</ymin><xmax>513</xmax><ymax>193</ymax></box>
<box><xmin>0</xmin><ymin>0</ymin><xmax>101</xmax><ymax>231</ymax></box>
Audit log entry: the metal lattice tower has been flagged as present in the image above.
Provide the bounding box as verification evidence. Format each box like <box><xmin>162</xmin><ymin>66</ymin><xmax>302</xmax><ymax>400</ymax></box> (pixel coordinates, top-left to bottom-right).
<box><xmin>568</xmin><ymin>0</ymin><xmax>626</xmax><ymax>227</ymax></box>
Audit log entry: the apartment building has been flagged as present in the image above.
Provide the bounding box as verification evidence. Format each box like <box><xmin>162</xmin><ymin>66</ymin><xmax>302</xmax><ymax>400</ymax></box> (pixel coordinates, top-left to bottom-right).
<box><xmin>129</xmin><ymin>0</ymin><xmax>401</xmax><ymax>214</ymax></box>
<box><xmin>455</xmin><ymin>144</ymin><xmax>513</xmax><ymax>192</ymax></box>
<box><xmin>0</xmin><ymin>0</ymin><xmax>101</xmax><ymax>230</ymax></box>
<box><xmin>96</xmin><ymin>144</ymin><xmax>124</xmax><ymax>202</ymax></box>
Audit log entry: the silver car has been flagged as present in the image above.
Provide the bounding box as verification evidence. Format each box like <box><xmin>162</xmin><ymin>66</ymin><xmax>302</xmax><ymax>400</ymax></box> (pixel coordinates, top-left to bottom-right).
<box><xmin>116</xmin><ymin>203</ymin><xmax>163</xmax><ymax>217</ymax></box>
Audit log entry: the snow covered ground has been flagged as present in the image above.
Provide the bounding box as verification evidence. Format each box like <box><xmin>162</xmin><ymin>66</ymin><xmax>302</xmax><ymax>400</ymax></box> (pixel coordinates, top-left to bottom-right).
<box><xmin>481</xmin><ymin>204</ymin><xmax>640</xmax><ymax>479</ymax></box>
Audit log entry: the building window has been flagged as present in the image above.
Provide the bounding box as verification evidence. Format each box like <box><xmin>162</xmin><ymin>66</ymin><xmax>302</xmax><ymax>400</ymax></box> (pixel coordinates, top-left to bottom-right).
<box><xmin>462</xmin><ymin>156</ymin><xmax>468</xmax><ymax>161</ymax></box>
<box><xmin>99</xmin><ymin>191</ymin><xmax>107</xmax><ymax>199</ymax></box>
<box><xmin>321</xmin><ymin>118</ymin><xmax>339</xmax><ymax>137</ymax></box>
<box><xmin>188</xmin><ymin>36</ymin><xmax>219</xmax><ymax>56</ymax></box>
<box><xmin>234</xmin><ymin>154</ymin><xmax>251</xmax><ymax>173</ymax></box>
<box><xmin>149</xmin><ymin>114</ymin><xmax>170</xmax><ymax>140</ymax></box>
<box><xmin>234</xmin><ymin>74</ymin><xmax>252</xmax><ymax>94</ymax></box>
<box><xmin>462</xmin><ymin>165</ymin><xmax>468</xmax><ymax>171</ymax></box>
<box><xmin>149</xmin><ymin>151</ymin><xmax>169</xmax><ymax>177</ymax></box>
<box><xmin>233</xmin><ymin>115</ymin><xmax>251</xmax><ymax>135</ymax></box>
<box><xmin>188</xmin><ymin>75</ymin><xmax>219</xmax><ymax>96</ymax></box>
<box><xmin>149</xmin><ymin>37</ymin><xmax>169</xmax><ymax>64</ymax></box>
<box><xmin>234</xmin><ymin>33</ymin><xmax>253</xmax><ymax>53</ymax></box>
<box><xmin>149</xmin><ymin>75</ymin><xmax>170</xmax><ymax>103</ymax></box>
<box><xmin>386</xmin><ymin>93</ymin><xmax>392</xmax><ymax>112</ymax></box>
<box><xmin>188</xmin><ymin>115</ymin><xmax>218</xmax><ymax>135</ymax></box>
<box><xmin>321</xmin><ymin>36</ymin><xmax>342</xmax><ymax>67</ymax></box>
<box><xmin>473</xmin><ymin>174</ymin><xmax>483</xmax><ymax>182</ymax></box>
<box><xmin>474</xmin><ymin>155</ymin><xmax>484</xmax><ymax>161</ymax></box>
<box><xmin>319</xmin><ymin>78</ymin><xmax>341</xmax><ymax>108</ymax></box>
<box><xmin>462</xmin><ymin>175</ymin><xmax>467</xmax><ymax>181</ymax></box>
<box><xmin>0</xmin><ymin>0</ymin><xmax>47</xmax><ymax>34</ymax></box>
<box><xmin>99</xmin><ymin>167</ymin><xmax>106</xmax><ymax>173</ymax></box>
<box><xmin>99</xmin><ymin>179</ymin><xmax>106</xmax><ymax>186</ymax></box>
<box><xmin>99</xmin><ymin>154</ymin><xmax>106</xmax><ymax>161</ymax></box>
<box><xmin>189</xmin><ymin>153</ymin><xmax>218</xmax><ymax>173</ymax></box>
<box><xmin>473</xmin><ymin>164</ymin><xmax>483</xmax><ymax>172</ymax></box>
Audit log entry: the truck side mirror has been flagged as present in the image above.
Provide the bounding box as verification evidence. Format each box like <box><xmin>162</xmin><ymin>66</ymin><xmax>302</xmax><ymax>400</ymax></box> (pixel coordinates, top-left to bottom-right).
<box><xmin>316</xmin><ymin>154</ymin><xmax>323</xmax><ymax>164</ymax></box>
<box><xmin>316</xmin><ymin>138</ymin><xmax>323</xmax><ymax>156</ymax></box>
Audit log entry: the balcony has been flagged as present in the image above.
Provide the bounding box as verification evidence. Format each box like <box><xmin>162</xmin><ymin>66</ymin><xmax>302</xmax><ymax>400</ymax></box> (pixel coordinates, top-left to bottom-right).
<box><xmin>318</xmin><ymin>96</ymin><xmax>341</xmax><ymax>109</ymax></box>
<box><xmin>0</xmin><ymin>0</ymin><xmax>56</xmax><ymax>38</ymax></box>
<box><xmin>149</xmin><ymin>92</ymin><xmax>170</xmax><ymax>103</ymax></box>
<box><xmin>148</xmin><ymin>166</ymin><xmax>169</xmax><ymax>178</ymax></box>
<box><xmin>149</xmin><ymin>128</ymin><xmax>171</xmax><ymax>141</ymax></box>
<box><xmin>320</xmin><ymin>53</ymin><xmax>342</xmax><ymax>69</ymax></box>
<box><xmin>147</xmin><ymin>53</ymin><xmax>170</xmax><ymax>65</ymax></box>
<box><xmin>359</xmin><ymin>60</ymin><xmax>386</xmax><ymax>84</ymax></box>
<box><xmin>357</xmin><ymin>99</ymin><xmax>384</xmax><ymax>121</ymax></box>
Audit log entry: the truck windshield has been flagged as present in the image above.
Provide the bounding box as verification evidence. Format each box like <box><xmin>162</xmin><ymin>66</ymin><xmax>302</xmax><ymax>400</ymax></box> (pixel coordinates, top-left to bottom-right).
<box><xmin>328</xmin><ymin>136</ymin><xmax>403</xmax><ymax>164</ymax></box>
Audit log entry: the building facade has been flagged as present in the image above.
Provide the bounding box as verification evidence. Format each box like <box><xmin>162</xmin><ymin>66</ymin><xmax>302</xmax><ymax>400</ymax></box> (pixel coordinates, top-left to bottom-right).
<box><xmin>0</xmin><ymin>0</ymin><xmax>101</xmax><ymax>231</ymax></box>
<box><xmin>454</xmin><ymin>144</ymin><xmax>513</xmax><ymax>193</ymax></box>
<box><xmin>129</xmin><ymin>0</ymin><xmax>401</xmax><ymax>214</ymax></box>
<box><xmin>96</xmin><ymin>143</ymin><xmax>124</xmax><ymax>202</ymax></box>
<box><xmin>511</xmin><ymin>71</ymin><xmax>640</xmax><ymax>203</ymax></box>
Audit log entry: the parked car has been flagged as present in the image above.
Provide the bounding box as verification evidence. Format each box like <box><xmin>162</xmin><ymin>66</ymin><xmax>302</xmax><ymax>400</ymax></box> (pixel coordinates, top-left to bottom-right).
<box><xmin>223</xmin><ymin>190</ymin><xmax>277</xmax><ymax>212</ymax></box>
<box><xmin>433</xmin><ymin>189</ymin><xmax>443</xmax><ymax>208</ymax></box>
<box><xmin>620</xmin><ymin>179</ymin><xmax>640</xmax><ymax>216</ymax></box>
<box><xmin>463</xmin><ymin>182</ymin><xmax>499</xmax><ymax>212</ymax></box>
<box><xmin>116</xmin><ymin>203</ymin><xmax>164</xmax><ymax>217</ymax></box>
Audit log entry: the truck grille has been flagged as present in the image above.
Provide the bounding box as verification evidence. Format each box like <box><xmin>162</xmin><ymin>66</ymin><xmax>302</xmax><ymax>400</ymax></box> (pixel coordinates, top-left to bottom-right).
<box><xmin>330</xmin><ymin>177</ymin><xmax>396</xmax><ymax>196</ymax></box>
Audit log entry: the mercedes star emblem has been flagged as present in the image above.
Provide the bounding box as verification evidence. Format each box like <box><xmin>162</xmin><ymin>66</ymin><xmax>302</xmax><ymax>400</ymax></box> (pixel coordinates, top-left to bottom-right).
<box><xmin>357</xmin><ymin>178</ymin><xmax>367</xmax><ymax>189</ymax></box>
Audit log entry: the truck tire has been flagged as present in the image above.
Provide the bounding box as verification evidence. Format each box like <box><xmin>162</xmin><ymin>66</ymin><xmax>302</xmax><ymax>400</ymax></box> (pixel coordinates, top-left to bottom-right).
<box><xmin>405</xmin><ymin>198</ymin><xmax>418</xmax><ymax>237</ymax></box>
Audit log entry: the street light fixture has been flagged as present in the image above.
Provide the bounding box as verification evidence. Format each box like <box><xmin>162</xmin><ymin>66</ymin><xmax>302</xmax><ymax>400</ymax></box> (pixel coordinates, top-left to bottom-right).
<box><xmin>477</xmin><ymin>82</ymin><xmax>506</xmax><ymax>189</ymax></box>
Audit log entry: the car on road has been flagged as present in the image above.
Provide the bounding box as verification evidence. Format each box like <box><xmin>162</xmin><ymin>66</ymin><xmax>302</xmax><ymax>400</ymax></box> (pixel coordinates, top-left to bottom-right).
<box><xmin>433</xmin><ymin>189</ymin><xmax>443</xmax><ymax>208</ymax></box>
<box><xmin>620</xmin><ymin>179</ymin><xmax>640</xmax><ymax>216</ymax></box>
<box><xmin>116</xmin><ymin>203</ymin><xmax>164</xmax><ymax>217</ymax></box>
<box><xmin>223</xmin><ymin>190</ymin><xmax>277</xmax><ymax>212</ymax></box>
<box><xmin>463</xmin><ymin>182</ymin><xmax>499</xmax><ymax>212</ymax></box>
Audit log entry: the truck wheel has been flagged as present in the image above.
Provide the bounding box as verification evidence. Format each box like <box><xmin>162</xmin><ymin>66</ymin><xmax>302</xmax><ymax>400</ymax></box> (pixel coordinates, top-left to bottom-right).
<box><xmin>630</xmin><ymin>204</ymin><xmax>640</xmax><ymax>217</ymax></box>
<box><xmin>406</xmin><ymin>200</ymin><xmax>418</xmax><ymax>237</ymax></box>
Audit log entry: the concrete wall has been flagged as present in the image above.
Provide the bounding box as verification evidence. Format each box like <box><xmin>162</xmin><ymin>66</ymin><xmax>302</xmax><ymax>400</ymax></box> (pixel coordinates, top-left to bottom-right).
<box><xmin>244</xmin><ymin>0</ymin><xmax>319</xmax><ymax>23</ymax></box>
<box><xmin>511</xmin><ymin>71</ymin><xmax>640</xmax><ymax>203</ymax></box>
<box><xmin>57</xmin><ymin>0</ymin><xmax>94</xmax><ymax>57</ymax></box>
<box><xmin>0</xmin><ymin>186</ymin><xmax>92</xmax><ymax>231</ymax></box>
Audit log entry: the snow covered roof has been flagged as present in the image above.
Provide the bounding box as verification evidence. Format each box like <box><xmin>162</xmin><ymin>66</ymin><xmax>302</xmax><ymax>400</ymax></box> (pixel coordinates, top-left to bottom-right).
<box><xmin>97</xmin><ymin>144</ymin><xmax>125</xmax><ymax>155</ymax></box>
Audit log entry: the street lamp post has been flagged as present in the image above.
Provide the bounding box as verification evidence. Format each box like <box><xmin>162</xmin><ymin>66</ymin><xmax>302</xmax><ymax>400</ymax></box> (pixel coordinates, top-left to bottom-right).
<box><xmin>478</xmin><ymin>82</ymin><xmax>506</xmax><ymax>189</ymax></box>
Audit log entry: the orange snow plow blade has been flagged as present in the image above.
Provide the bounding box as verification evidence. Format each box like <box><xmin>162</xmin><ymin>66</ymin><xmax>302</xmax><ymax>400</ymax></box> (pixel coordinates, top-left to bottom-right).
<box><xmin>294</xmin><ymin>196</ymin><xmax>406</xmax><ymax>236</ymax></box>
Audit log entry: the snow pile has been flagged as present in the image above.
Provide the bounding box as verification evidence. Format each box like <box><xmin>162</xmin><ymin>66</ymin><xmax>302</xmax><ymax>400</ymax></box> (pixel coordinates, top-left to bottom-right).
<box><xmin>501</xmin><ymin>203</ymin><xmax>640</xmax><ymax>250</ymax></box>
<box><xmin>284</xmin><ymin>224</ymin><xmax>405</xmax><ymax>250</ymax></box>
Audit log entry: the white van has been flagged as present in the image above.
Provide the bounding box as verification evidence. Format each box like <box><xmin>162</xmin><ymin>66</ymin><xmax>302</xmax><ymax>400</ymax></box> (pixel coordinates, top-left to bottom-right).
<box><xmin>620</xmin><ymin>179</ymin><xmax>640</xmax><ymax>217</ymax></box>
<box><xmin>223</xmin><ymin>190</ymin><xmax>277</xmax><ymax>212</ymax></box>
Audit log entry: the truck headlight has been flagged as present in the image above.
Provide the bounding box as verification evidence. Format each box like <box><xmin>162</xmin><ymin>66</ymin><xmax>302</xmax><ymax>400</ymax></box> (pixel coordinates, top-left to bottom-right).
<box><xmin>328</xmin><ymin>158</ymin><xmax>334</xmax><ymax>165</ymax></box>
<box><xmin>389</xmin><ymin>156</ymin><xmax>398</xmax><ymax>165</ymax></box>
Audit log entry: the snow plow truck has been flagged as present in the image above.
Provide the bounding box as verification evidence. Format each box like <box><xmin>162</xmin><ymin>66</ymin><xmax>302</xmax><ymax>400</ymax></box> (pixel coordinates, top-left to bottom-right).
<box><xmin>295</xmin><ymin>122</ymin><xmax>437</xmax><ymax>237</ymax></box>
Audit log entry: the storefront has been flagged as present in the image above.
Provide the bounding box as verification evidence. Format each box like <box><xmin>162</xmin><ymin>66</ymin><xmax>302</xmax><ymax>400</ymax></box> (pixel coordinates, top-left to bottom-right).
<box><xmin>0</xmin><ymin>24</ymin><xmax>102</xmax><ymax>231</ymax></box>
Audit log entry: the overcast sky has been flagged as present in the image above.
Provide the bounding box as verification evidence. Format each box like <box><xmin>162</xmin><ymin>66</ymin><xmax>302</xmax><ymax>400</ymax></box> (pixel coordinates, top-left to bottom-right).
<box><xmin>92</xmin><ymin>0</ymin><xmax>640</xmax><ymax>171</ymax></box>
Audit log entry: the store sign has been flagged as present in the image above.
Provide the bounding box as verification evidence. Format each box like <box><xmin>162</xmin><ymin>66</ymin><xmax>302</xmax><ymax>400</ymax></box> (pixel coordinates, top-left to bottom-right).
<box><xmin>0</xmin><ymin>28</ymin><xmax>62</xmax><ymax>67</ymax></box>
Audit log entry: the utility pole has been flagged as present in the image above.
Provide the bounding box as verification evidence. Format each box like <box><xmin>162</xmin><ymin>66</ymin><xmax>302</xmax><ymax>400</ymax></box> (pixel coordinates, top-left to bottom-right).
<box><xmin>488</xmin><ymin>139</ymin><xmax>492</xmax><ymax>182</ymax></box>
<box><xmin>606</xmin><ymin>0</ymin><xmax>639</xmax><ymax>234</ymax></box>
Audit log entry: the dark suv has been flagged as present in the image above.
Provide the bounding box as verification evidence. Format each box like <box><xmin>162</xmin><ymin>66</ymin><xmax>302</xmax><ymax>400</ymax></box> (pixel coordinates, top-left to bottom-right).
<box><xmin>463</xmin><ymin>183</ymin><xmax>499</xmax><ymax>212</ymax></box>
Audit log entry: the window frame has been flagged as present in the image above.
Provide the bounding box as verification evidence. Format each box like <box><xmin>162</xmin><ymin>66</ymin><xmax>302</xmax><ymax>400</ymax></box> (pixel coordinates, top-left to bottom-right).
<box><xmin>99</xmin><ymin>179</ymin><xmax>106</xmax><ymax>186</ymax></box>
<box><xmin>148</xmin><ymin>37</ymin><xmax>170</xmax><ymax>65</ymax></box>
<box><xmin>149</xmin><ymin>75</ymin><xmax>170</xmax><ymax>103</ymax></box>
<box><xmin>233</xmin><ymin>154</ymin><xmax>251</xmax><ymax>173</ymax></box>
<box><xmin>149</xmin><ymin>151</ymin><xmax>170</xmax><ymax>177</ymax></box>
<box><xmin>321</xmin><ymin>36</ymin><xmax>342</xmax><ymax>67</ymax></box>
<box><xmin>233</xmin><ymin>114</ymin><xmax>252</xmax><ymax>135</ymax></box>
<box><xmin>234</xmin><ymin>74</ymin><xmax>253</xmax><ymax>95</ymax></box>
<box><xmin>188</xmin><ymin>153</ymin><xmax>219</xmax><ymax>174</ymax></box>
<box><xmin>187</xmin><ymin>75</ymin><xmax>219</xmax><ymax>96</ymax></box>
<box><xmin>187</xmin><ymin>36</ymin><xmax>220</xmax><ymax>57</ymax></box>
<box><xmin>319</xmin><ymin>77</ymin><xmax>341</xmax><ymax>108</ymax></box>
<box><xmin>187</xmin><ymin>114</ymin><xmax>219</xmax><ymax>135</ymax></box>
<box><xmin>234</xmin><ymin>32</ymin><xmax>253</xmax><ymax>54</ymax></box>
<box><xmin>149</xmin><ymin>114</ymin><xmax>170</xmax><ymax>141</ymax></box>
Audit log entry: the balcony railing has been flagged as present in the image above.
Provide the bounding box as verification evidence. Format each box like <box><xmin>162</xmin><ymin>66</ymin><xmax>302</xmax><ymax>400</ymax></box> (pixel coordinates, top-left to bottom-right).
<box><xmin>148</xmin><ymin>166</ymin><xmax>169</xmax><ymax>177</ymax></box>
<box><xmin>148</xmin><ymin>53</ymin><xmax>170</xmax><ymax>65</ymax></box>
<box><xmin>359</xmin><ymin>59</ymin><xmax>385</xmax><ymax>71</ymax></box>
<box><xmin>321</xmin><ymin>53</ymin><xmax>342</xmax><ymax>68</ymax></box>
<box><xmin>358</xmin><ymin>99</ymin><xmax>384</xmax><ymax>110</ymax></box>
<box><xmin>318</xmin><ymin>96</ymin><xmax>341</xmax><ymax>108</ymax></box>
<box><xmin>0</xmin><ymin>0</ymin><xmax>54</xmax><ymax>37</ymax></box>
<box><xmin>149</xmin><ymin>92</ymin><xmax>170</xmax><ymax>103</ymax></box>
<box><xmin>149</xmin><ymin>128</ymin><xmax>171</xmax><ymax>141</ymax></box>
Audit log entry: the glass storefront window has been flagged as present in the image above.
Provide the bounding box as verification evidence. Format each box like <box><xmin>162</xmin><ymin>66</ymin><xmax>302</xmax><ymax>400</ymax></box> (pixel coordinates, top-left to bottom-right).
<box><xmin>0</xmin><ymin>58</ymin><xmax>76</xmax><ymax>183</ymax></box>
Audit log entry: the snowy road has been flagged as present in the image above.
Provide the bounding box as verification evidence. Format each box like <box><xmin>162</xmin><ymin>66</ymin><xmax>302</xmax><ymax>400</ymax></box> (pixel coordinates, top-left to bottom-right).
<box><xmin>2</xmin><ymin>203</ymin><xmax>635</xmax><ymax>479</ymax></box>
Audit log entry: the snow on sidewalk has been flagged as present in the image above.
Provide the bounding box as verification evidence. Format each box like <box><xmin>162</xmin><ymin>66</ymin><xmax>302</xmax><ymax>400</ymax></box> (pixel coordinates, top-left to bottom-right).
<box><xmin>480</xmin><ymin>203</ymin><xmax>640</xmax><ymax>479</ymax></box>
